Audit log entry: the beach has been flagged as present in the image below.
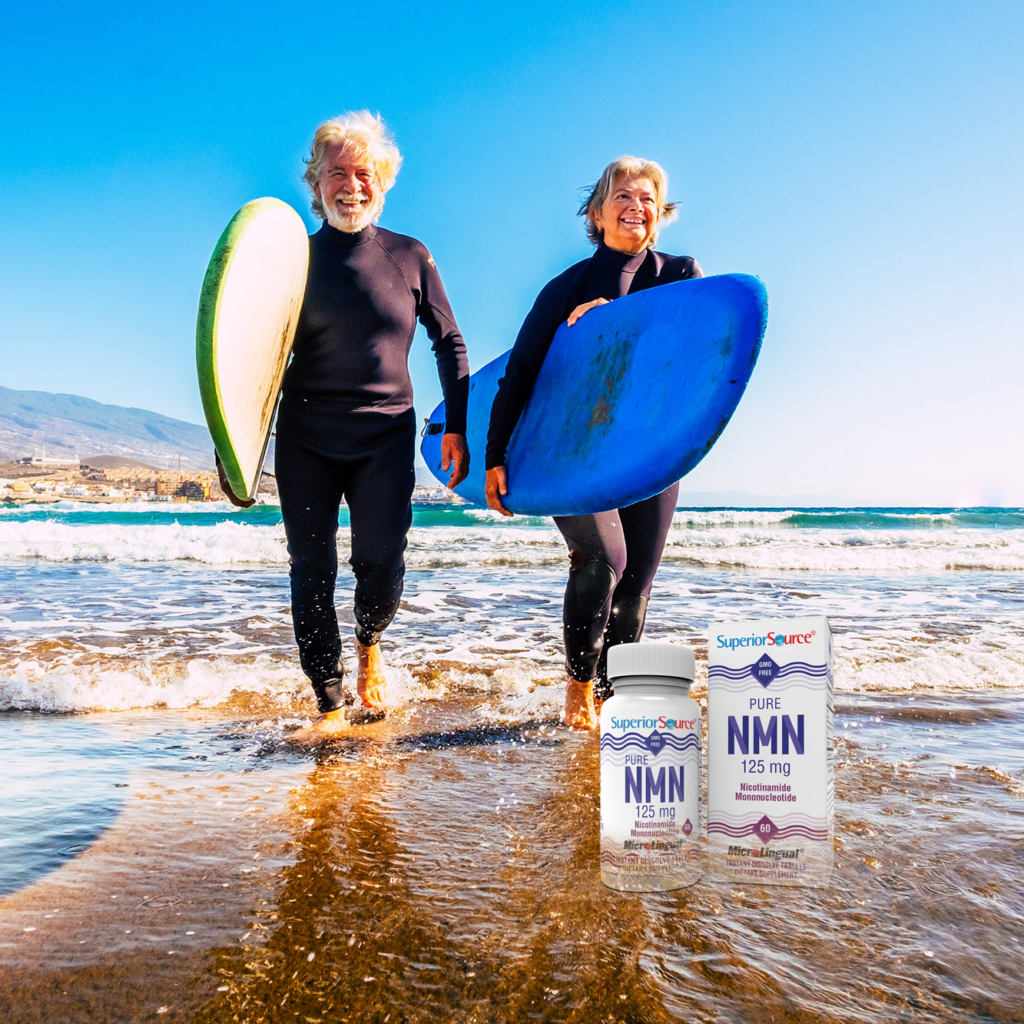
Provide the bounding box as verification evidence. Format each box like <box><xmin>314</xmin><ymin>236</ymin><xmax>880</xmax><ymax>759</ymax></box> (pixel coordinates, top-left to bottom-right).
<box><xmin>1</xmin><ymin>502</ymin><xmax>1023</xmax><ymax>1022</ymax></box>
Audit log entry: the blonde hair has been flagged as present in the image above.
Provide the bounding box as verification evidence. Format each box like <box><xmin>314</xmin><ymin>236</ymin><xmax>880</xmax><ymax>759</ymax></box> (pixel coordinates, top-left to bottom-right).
<box><xmin>578</xmin><ymin>156</ymin><xmax>678</xmax><ymax>248</ymax></box>
<box><xmin>303</xmin><ymin>111</ymin><xmax>403</xmax><ymax>219</ymax></box>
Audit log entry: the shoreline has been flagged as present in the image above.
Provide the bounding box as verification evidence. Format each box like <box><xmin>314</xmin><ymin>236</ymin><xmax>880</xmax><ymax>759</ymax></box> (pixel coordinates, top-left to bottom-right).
<box><xmin>2</xmin><ymin>502</ymin><xmax>1023</xmax><ymax>1018</ymax></box>
<box><xmin>2</xmin><ymin>493</ymin><xmax>172</xmax><ymax>505</ymax></box>
<box><xmin>0</xmin><ymin>485</ymin><xmax>460</xmax><ymax>508</ymax></box>
<box><xmin>1</xmin><ymin>692</ymin><xmax>1022</xmax><ymax>1022</ymax></box>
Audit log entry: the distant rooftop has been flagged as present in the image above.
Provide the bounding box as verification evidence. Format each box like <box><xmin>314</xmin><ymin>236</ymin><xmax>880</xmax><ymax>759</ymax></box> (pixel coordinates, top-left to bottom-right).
<box><xmin>19</xmin><ymin>455</ymin><xmax>80</xmax><ymax>468</ymax></box>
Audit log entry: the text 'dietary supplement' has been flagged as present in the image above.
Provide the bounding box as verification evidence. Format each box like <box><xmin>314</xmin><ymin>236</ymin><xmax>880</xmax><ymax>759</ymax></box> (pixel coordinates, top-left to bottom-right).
<box><xmin>600</xmin><ymin>643</ymin><xmax>701</xmax><ymax>892</ymax></box>
<box><xmin>707</xmin><ymin>617</ymin><xmax>834</xmax><ymax>886</ymax></box>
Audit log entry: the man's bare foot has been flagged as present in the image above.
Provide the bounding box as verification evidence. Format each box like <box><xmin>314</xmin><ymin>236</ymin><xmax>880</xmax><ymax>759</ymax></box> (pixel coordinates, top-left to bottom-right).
<box><xmin>563</xmin><ymin>677</ymin><xmax>598</xmax><ymax>730</ymax></box>
<box><xmin>287</xmin><ymin>708</ymin><xmax>350</xmax><ymax>745</ymax></box>
<box><xmin>355</xmin><ymin>638</ymin><xmax>388</xmax><ymax>711</ymax></box>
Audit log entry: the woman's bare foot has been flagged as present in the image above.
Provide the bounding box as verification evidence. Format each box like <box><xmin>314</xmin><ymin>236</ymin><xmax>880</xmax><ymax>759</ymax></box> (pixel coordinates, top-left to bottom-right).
<box><xmin>355</xmin><ymin>638</ymin><xmax>388</xmax><ymax>711</ymax></box>
<box><xmin>287</xmin><ymin>708</ymin><xmax>350</xmax><ymax>745</ymax></box>
<box><xmin>563</xmin><ymin>677</ymin><xmax>598</xmax><ymax>730</ymax></box>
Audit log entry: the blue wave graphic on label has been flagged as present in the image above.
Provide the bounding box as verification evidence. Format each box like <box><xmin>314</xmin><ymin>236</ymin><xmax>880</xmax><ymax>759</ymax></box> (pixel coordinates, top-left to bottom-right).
<box><xmin>600</xmin><ymin>730</ymin><xmax>699</xmax><ymax>757</ymax></box>
<box><xmin>708</xmin><ymin>658</ymin><xmax>831</xmax><ymax>690</ymax></box>
<box><xmin>707</xmin><ymin>815</ymin><xmax>829</xmax><ymax>842</ymax></box>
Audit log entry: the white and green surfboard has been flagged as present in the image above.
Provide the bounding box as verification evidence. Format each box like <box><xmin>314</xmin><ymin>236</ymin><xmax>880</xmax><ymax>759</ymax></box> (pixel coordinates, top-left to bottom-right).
<box><xmin>196</xmin><ymin>198</ymin><xmax>309</xmax><ymax>502</ymax></box>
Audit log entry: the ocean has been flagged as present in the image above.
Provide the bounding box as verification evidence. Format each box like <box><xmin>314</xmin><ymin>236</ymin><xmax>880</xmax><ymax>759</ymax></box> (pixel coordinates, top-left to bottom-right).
<box><xmin>1</xmin><ymin>500</ymin><xmax>1022</xmax><ymax>1022</ymax></box>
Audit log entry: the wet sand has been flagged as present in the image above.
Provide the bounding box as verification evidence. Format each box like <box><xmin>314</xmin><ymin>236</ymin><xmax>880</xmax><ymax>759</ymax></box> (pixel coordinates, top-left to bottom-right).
<box><xmin>1</xmin><ymin>691</ymin><xmax>1023</xmax><ymax>1023</ymax></box>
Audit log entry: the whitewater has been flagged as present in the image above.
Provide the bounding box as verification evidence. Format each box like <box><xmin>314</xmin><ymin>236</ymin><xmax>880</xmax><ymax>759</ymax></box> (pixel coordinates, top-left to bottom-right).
<box><xmin>1</xmin><ymin>501</ymin><xmax>1022</xmax><ymax>714</ymax></box>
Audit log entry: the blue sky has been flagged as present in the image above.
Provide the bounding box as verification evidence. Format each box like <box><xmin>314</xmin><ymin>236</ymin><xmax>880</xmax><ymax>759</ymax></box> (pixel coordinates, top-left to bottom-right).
<box><xmin>1</xmin><ymin>0</ymin><xmax>1022</xmax><ymax>504</ymax></box>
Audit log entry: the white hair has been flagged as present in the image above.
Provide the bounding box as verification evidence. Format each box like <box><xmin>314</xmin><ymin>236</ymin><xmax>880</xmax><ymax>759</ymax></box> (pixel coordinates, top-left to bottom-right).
<box><xmin>303</xmin><ymin>111</ymin><xmax>403</xmax><ymax>219</ymax></box>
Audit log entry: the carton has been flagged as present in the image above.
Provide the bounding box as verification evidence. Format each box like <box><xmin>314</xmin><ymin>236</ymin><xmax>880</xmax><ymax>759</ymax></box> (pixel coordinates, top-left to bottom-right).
<box><xmin>706</xmin><ymin>617</ymin><xmax>833</xmax><ymax>886</ymax></box>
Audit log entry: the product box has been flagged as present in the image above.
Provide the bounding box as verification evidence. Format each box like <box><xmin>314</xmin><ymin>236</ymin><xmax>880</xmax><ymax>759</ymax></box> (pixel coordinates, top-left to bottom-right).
<box><xmin>706</xmin><ymin>617</ymin><xmax>834</xmax><ymax>886</ymax></box>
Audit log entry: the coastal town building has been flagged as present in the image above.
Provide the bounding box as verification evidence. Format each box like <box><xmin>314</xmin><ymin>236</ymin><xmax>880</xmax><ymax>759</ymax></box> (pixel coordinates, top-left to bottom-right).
<box><xmin>2</xmin><ymin>454</ymin><xmax>228</xmax><ymax>503</ymax></box>
<box><xmin>19</xmin><ymin>455</ymin><xmax>81</xmax><ymax>469</ymax></box>
<box><xmin>1</xmin><ymin>455</ymin><xmax>458</xmax><ymax>505</ymax></box>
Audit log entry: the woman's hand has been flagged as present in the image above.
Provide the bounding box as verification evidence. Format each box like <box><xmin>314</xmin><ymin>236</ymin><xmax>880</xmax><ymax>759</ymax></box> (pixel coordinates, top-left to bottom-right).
<box><xmin>567</xmin><ymin>297</ymin><xmax>609</xmax><ymax>326</ymax></box>
<box><xmin>485</xmin><ymin>466</ymin><xmax>513</xmax><ymax>517</ymax></box>
<box><xmin>441</xmin><ymin>432</ymin><xmax>469</xmax><ymax>488</ymax></box>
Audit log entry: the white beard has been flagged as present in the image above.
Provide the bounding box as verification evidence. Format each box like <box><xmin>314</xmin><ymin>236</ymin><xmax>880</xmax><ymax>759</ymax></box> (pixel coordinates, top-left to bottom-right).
<box><xmin>324</xmin><ymin>192</ymin><xmax>384</xmax><ymax>233</ymax></box>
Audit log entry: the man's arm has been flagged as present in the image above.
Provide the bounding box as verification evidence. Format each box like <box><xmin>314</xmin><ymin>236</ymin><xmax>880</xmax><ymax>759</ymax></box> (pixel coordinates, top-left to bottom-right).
<box><xmin>413</xmin><ymin>246</ymin><xmax>470</xmax><ymax>487</ymax></box>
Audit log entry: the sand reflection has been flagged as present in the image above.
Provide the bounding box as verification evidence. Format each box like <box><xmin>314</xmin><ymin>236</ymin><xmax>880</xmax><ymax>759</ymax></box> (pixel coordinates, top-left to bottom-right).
<box><xmin>195</xmin><ymin>726</ymin><xmax>688</xmax><ymax>1022</ymax></box>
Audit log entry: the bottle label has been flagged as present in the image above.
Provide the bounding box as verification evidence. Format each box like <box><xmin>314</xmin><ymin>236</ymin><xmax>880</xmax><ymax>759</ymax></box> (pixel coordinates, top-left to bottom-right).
<box><xmin>707</xmin><ymin>616</ymin><xmax>834</xmax><ymax>886</ymax></box>
<box><xmin>600</xmin><ymin>714</ymin><xmax>701</xmax><ymax>878</ymax></box>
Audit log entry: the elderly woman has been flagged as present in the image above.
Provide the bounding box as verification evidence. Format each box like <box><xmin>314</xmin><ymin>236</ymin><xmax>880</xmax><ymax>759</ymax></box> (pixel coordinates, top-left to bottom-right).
<box><xmin>267</xmin><ymin>112</ymin><xmax>469</xmax><ymax>735</ymax></box>
<box><xmin>485</xmin><ymin>157</ymin><xmax>702</xmax><ymax>730</ymax></box>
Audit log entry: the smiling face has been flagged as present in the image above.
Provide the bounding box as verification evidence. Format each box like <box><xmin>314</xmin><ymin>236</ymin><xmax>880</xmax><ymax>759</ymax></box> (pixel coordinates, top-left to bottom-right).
<box><xmin>592</xmin><ymin>175</ymin><xmax>660</xmax><ymax>253</ymax></box>
<box><xmin>313</xmin><ymin>141</ymin><xmax>382</xmax><ymax>233</ymax></box>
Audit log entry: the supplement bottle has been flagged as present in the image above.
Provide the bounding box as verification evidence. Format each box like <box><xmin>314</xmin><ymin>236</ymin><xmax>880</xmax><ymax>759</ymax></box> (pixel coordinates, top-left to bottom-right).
<box><xmin>600</xmin><ymin>642</ymin><xmax>702</xmax><ymax>891</ymax></box>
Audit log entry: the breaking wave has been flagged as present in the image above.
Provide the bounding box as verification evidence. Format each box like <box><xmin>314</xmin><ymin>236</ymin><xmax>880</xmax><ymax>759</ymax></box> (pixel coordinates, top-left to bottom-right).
<box><xmin>3</xmin><ymin>515</ymin><xmax>1024</xmax><ymax>571</ymax></box>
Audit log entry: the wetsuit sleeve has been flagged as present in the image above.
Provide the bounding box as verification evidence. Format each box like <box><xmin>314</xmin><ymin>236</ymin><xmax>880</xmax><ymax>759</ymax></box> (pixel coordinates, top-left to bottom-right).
<box><xmin>413</xmin><ymin>247</ymin><xmax>470</xmax><ymax>435</ymax></box>
<box><xmin>485</xmin><ymin>275</ymin><xmax>573</xmax><ymax>470</ymax></box>
<box><xmin>644</xmin><ymin>252</ymin><xmax>704</xmax><ymax>284</ymax></box>
<box><xmin>667</xmin><ymin>256</ymin><xmax>703</xmax><ymax>280</ymax></box>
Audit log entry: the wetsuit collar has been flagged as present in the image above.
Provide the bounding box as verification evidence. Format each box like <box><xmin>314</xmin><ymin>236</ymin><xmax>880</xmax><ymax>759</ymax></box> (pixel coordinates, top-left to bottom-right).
<box><xmin>592</xmin><ymin>242</ymin><xmax>649</xmax><ymax>275</ymax></box>
<box><xmin>317</xmin><ymin>222</ymin><xmax>377</xmax><ymax>246</ymax></box>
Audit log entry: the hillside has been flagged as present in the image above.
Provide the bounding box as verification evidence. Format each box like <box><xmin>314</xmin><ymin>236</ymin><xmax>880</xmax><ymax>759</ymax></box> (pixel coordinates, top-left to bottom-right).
<box><xmin>79</xmin><ymin>455</ymin><xmax>162</xmax><ymax>471</ymax></box>
<box><xmin>0</xmin><ymin>386</ymin><xmax>214</xmax><ymax>470</ymax></box>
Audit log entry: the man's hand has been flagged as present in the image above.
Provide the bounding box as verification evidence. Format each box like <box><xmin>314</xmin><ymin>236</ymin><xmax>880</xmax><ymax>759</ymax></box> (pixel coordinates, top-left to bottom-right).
<box><xmin>216</xmin><ymin>453</ymin><xmax>256</xmax><ymax>509</ymax></box>
<box><xmin>567</xmin><ymin>297</ymin><xmax>610</xmax><ymax>326</ymax></box>
<box><xmin>441</xmin><ymin>432</ymin><xmax>469</xmax><ymax>489</ymax></box>
<box><xmin>485</xmin><ymin>466</ymin><xmax>513</xmax><ymax>517</ymax></box>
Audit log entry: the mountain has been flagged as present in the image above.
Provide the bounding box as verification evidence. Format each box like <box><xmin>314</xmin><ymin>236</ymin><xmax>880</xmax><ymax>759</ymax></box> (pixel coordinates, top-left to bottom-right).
<box><xmin>0</xmin><ymin>386</ymin><xmax>214</xmax><ymax>470</ymax></box>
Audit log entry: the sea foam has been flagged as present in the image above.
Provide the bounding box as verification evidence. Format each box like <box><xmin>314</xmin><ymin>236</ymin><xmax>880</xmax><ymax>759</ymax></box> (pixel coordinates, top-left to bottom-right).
<box><xmin>4</xmin><ymin>516</ymin><xmax>1024</xmax><ymax>570</ymax></box>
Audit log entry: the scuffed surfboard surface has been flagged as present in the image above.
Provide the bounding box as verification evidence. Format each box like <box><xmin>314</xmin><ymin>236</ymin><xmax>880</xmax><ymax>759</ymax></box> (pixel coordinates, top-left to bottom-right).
<box><xmin>421</xmin><ymin>274</ymin><xmax>767</xmax><ymax>516</ymax></box>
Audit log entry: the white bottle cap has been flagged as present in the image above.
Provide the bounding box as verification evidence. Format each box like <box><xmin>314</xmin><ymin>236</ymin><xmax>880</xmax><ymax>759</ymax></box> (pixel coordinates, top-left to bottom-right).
<box><xmin>607</xmin><ymin>642</ymin><xmax>695</xmax><ymax>683</ymax></box>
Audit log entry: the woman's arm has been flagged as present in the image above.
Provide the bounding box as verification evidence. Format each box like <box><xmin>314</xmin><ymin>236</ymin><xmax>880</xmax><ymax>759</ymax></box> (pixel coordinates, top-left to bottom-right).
<box><xmin>485</xmin><ymin>269</ymin><xmax>582</xmax><ymax>473</ymax></box>
<box><xmin>485</xmin><ymin>271</ymin><xmax>582</xmax><ymax>516</ymax></box>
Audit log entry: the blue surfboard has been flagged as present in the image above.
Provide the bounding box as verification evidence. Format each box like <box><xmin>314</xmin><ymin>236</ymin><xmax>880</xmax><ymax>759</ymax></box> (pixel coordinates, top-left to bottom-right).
<box><xmin>421</xmin><ymin>273</ymin><xmax>767</xmax><ymax>516</ymax></box>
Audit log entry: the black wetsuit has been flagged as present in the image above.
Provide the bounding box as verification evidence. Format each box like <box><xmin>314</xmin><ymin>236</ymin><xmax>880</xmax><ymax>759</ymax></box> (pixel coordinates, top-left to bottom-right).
<box><xmin>276</xmin><ymin>222</ymin><xmax>469</xmax><ymax>712</ymax></box>
<box><xmin>486</xmin><ymin>243</ymin><xmax>702</xmax><ymax>692</ymax></box>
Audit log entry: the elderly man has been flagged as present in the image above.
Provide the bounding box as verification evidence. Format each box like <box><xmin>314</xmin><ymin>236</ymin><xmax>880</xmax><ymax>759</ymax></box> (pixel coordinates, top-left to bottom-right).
<box><xmin>223</xmin><ymin>112</ymin><xmax>469</xmax><ymax>735</ymax></box>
